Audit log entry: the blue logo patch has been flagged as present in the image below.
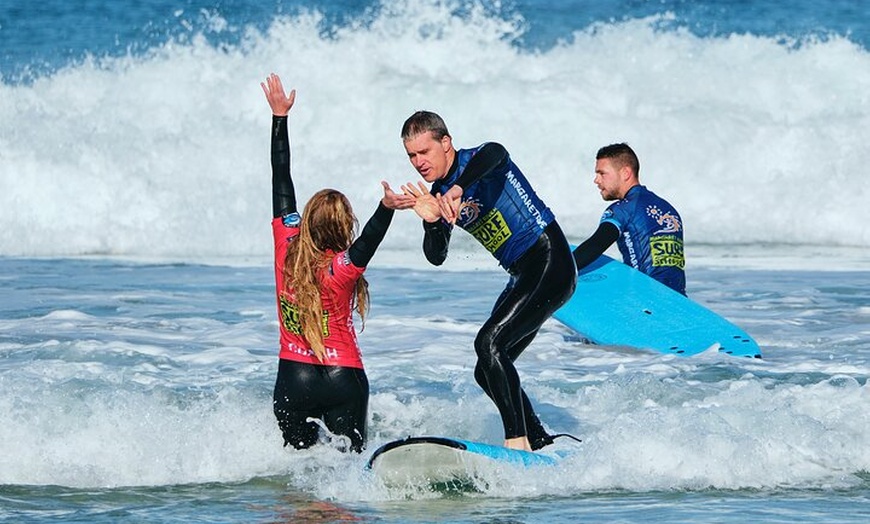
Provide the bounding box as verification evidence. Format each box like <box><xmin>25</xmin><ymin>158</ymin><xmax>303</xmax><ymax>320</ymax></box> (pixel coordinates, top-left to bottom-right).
<box><xmin>282</xmin><ymin>212</ymin><xmax>301</xmax><ymax>227</ymax></box>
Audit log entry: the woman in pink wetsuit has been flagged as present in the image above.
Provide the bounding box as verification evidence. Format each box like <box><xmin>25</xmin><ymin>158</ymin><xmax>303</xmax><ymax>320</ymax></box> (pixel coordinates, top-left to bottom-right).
<box><xmin>261</xmin><ymin>74</ymin><xmax>414</xmax><ymax>452</ymax></box>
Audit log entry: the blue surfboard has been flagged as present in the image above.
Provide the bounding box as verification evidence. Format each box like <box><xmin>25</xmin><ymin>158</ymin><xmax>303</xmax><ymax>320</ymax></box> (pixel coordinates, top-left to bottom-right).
<box><xmin>554</xmin><ymin>254</ymin><xmax>761</xmax><ymax>358</ymax></box>
<box><xmin>366</xmin><ymin>436</ymin><xmax>561</xmax><ymax>487</ymax></box>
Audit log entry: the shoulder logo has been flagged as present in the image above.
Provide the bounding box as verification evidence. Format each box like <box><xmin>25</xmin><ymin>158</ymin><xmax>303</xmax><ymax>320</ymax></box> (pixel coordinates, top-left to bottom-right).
<box><xmin>646</xmin><ymin>205</ymin><xmax>681</xmax><ymax>234</ymax></box>
<box><xmin>282</xmin><ymin>212</ymin><xmax>301</xmax><ymax>227</ymax></box>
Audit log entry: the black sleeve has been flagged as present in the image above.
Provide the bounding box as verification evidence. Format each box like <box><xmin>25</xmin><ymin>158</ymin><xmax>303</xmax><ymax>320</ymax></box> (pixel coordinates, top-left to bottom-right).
<box><xmin>422</xmin><ymin>218</ymin><xmax>451</xmax><ymax>266</ymax></box>
<box><xmin>418</xmin><ymin>143</ymin><xmax>503</xmax><ymax>265</ymax></box>
<box><xmin>271</xmin><ymin>115</ymin><xmax>297</xmax><ymax>219</ymax></box>
<box><xmin>572</xmin><ymin>222</ymin><xmax>620</xmax><ymax>271</ymax></box>
<box><xmin>453</xmin><ymin>142</ymin><xmax>509</xmax><ymax>189</ymax></box>
<box><xmin>348</xmin><ymin>202</ymin><xmax>395</xmax><ymax>267</ymax></box>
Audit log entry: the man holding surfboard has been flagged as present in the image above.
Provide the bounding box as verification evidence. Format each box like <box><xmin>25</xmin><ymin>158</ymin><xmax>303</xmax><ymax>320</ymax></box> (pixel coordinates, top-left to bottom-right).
<box><xmin>399</xmin><ymin>111</ymin><xmax>576</xmax><ymax>452</ymax></box>
<box><xmin>572</xmin><ymin>143</ymin><xmax>686</xmax><ymax>295</ymax></box>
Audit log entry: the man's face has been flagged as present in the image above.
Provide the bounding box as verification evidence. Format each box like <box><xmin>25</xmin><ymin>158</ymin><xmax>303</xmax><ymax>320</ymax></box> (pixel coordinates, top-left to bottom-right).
<box><xmin>403</xmin><ymin>131</ymin><xmax>452</xmax><ymax>183</ymax></box>
<box><xmin>594</xmin><ymin>157</ymin><xmax>624</xmax><ymax>201</ymax></box>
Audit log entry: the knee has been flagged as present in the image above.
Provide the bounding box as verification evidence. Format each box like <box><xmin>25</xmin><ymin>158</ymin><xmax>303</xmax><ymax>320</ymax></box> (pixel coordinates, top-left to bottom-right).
<box><xmin>474</xmin><ymin>328</ymin><xmax>499</xmax><ymax>361</ymax></box>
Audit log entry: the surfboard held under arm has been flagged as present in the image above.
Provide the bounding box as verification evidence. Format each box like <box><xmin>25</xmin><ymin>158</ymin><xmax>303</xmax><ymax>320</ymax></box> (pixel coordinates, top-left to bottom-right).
<box><xmin>554</xmin><ymin>254</ymin><xmax>762</xmax><ymax>358</ymax></box>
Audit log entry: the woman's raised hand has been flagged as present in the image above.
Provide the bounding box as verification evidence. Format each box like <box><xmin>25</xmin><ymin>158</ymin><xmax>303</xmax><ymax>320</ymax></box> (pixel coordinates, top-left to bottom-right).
<box><xmin>260</xmin><ymin>73</ymin><xmax>296</xmax><ymax>116</ymax></box>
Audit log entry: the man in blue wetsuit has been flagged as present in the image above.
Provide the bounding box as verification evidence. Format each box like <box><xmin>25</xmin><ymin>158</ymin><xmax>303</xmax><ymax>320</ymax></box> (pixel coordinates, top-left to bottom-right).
<box><xmin>400</xmin><ymin>111</ymin><xmax>577</xmax><ymax>452</ymax></box>
<box><xmin>573</xmin><ymin>143</ymin><xmax>686</xmax><ymax>295</ymax></box>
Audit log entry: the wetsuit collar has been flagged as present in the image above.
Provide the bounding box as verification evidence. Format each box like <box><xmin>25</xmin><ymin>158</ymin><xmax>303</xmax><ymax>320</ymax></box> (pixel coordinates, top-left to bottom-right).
<box><xmin>622</xmin><ymin>184</ymin><xmax>644</xmax><ymax>200</ymax></box>
<box><xmin>444</xmin><ymin>150</ymin><xmax>459</xmax><ymax>181</ymax></box>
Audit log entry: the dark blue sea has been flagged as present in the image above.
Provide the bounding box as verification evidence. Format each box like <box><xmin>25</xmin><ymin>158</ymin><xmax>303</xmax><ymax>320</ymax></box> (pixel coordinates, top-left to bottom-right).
<box><xmin>1</xmin><ymin>1</ymin><xmax>869</xmax><ymax>522</ymax></box>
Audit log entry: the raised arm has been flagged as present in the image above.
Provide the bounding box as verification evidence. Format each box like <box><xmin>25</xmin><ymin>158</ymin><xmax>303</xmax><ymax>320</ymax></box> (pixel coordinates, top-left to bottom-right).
<box><xmin>348</xmin><ymin>181</ymin><xmax>415</xmax><ymax>267</ymax></box>
<box><xmin>260</xmin><ymin>73</ymin><xmax>298</xmax><ymax>219</ymax></box>
<box><xmin>348</xmin><ymin>203</ymin><xmax>394</xmax><ymax>268</ymax></box>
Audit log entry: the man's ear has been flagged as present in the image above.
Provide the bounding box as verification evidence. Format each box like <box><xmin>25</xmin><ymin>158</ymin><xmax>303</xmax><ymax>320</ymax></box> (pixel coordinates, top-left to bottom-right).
<box><xmin>441</xmin><ymin>134</ymin><xmax>452</xmax><ymax>152</ymax></box>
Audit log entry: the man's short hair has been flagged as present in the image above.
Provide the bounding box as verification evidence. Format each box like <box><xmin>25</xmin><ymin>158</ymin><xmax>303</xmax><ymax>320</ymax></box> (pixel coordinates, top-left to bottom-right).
<box><xmin>401</xmin><ymin>111</ymin><xmax>451</xmax><ymax>141</ymax></box>
<box><xmin>596</xmin><ymin>143</ymin><xmax>640</xmax><ymax>177</ymax></box>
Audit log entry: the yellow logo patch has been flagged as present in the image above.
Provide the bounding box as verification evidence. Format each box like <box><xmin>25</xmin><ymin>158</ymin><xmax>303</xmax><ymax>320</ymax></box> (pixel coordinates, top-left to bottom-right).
<box><xmin>280</xmin><ymin>295</ymin><xmax>329</xmax><ymax>337</ymax></box>
<box><xmin>467</xmin><ymin>208</ymin><xmax>512</xmax><ymax>254</ymax></box>
<box><xmin>650</xmin><ymin>235</ymin><xmax>685</xmax><ymax>269</ymax></box>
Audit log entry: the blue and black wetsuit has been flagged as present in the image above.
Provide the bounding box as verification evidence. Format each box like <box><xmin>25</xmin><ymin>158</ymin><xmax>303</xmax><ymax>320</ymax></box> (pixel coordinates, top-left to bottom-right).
<box><xmin>423</xmin><ymin>142</ymin><xmax>576</xmax><ymax>449</ymax></box>
<box><xmin>573</xmin><ymin>185</ymin><xmax>685</xmax><ymax>295</ymax></box>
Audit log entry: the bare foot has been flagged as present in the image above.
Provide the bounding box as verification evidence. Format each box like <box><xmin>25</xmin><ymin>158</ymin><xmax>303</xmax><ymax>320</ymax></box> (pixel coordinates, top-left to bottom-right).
<box><xmin>504</xmin><ymin>436</ymin><xmax>532</xmax><ymax>451</ymax></box>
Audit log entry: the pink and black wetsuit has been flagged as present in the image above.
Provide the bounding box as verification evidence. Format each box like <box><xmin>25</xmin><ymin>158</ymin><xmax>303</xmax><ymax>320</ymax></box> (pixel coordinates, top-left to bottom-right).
<box><xmin>269</xmin><ymin>114</ymin><xmax>393</xmax><ymax>453</ymax></box>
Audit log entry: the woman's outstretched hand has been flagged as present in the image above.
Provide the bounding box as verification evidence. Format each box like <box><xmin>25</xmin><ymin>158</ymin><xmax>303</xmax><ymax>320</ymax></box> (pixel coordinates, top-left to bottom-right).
<box><xmin>381</xmin><ymin>181</ymin><xmax>417</xmax><ymax>210</ymax></box>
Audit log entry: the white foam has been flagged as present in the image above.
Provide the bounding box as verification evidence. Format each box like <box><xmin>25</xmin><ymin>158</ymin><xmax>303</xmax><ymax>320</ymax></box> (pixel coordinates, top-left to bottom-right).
<box><xmin>1</xmin><ymin>6</ymin><xmax>868</xmax><ymax>259</ymax></box>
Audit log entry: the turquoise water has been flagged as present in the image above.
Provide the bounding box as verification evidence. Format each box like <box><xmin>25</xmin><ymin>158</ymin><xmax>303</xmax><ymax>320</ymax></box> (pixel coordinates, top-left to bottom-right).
<box><xmin>1</xmin><ymin>251</ymin><xmax>869</xmax><ymax>522</ymax></box>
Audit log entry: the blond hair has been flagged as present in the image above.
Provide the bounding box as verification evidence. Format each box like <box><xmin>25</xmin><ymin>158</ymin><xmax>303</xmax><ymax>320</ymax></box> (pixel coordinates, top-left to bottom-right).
<box><xmin>283</xmin><ymin>189</ymin><xmax>370</xmax><ymax>361</ymax></box>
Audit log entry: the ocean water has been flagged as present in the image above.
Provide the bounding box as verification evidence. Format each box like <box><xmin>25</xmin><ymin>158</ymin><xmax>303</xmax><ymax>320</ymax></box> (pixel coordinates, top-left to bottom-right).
<box><xmin>2</xmin><ymin>0</ymin><xmax>869</xmax><ymax>522</ymax></box>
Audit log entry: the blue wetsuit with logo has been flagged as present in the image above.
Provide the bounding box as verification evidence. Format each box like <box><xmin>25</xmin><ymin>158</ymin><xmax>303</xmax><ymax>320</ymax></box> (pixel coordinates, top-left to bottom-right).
<box><xmin>602</xmin><ymin>185</ymin><xmax>685</xmax><ymax>295</ymax></box>
<box><xmin>431</xmin><ymin>144</ymin><xmax>555</xmax><ymax>268</ymax></box>
<box><xmin>423</xmin><ymin>142</ymin><xmax>576</xmax><ymax>449</ymax></box>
